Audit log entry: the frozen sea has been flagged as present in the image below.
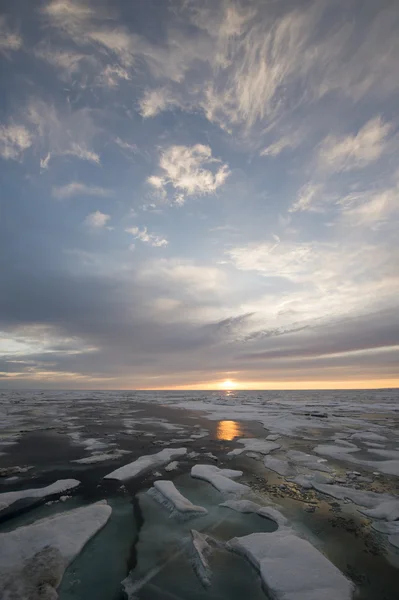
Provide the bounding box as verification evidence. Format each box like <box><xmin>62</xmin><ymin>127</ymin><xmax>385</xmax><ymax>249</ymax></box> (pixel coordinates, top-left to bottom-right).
<box><xmin>1</xmin><ymin>389</ymin><xmax>399</xmax><ymax>600</ymax></box>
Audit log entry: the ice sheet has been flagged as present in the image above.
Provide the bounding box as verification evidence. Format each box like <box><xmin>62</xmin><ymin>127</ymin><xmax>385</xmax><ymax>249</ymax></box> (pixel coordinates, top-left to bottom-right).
<box><xmin>0</xmin><ymin>479</ymin><xmax>80</xmax><ymax>511</ymax></box>
<box><xmin>191</xmin><ymin>465</ymin><xmax>250</xmax><ymax>496</ymax></box>
<box><xmin>228</xmin><ymin>530</ymin><xmax>354</xmax><ymax>600</ymax></box>
<box><xmin>104</xmin><ymin>448</ymin><xmax>187</xmax><ymax>481</ymax></box>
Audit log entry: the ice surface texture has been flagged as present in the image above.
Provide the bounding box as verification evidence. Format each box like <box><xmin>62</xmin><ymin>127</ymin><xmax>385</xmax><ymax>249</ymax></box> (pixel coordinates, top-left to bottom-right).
<box><xmin>191</xmin><ymin>465</ymin><xmax>250</xmax><ymax>496</ymax></box>
<box><xmin>0</xmin><ymin>479</ymin><xmax>80</xmax><ymax>511</ymax></box>
<box><xmin>228</xmin><ymin>530</ymin><xmax>354</xmax><ymax>600</ymax></box>
<box><xmin>104</xmin><ymin>448</ymin><xmax>187</xmax><ymax>481</ymax></box>
<box><xmin>148</xmin><ymin>480</ymin><xmax>208</xmax><ymax>520</ymax></box>
<box><xmin>0</xmin><ymin>501</ymin><xmax>112</xmax><ymax>599</ymax></box>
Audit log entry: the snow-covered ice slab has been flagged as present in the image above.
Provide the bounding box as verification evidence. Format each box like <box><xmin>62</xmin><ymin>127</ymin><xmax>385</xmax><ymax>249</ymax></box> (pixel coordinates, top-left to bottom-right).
<box><xmin>0</xmin><ymin>479</ymin><xmax>80</xmax><ymax>511</ymax></box>
<box><xmin>104</xmin><ymin>448</ymin><xmax>187</xmax><ymax>481</ymax></box>
<box><xmin>0</xmin><ymin>501</ymin><xmax>112</xmax><ymax>598</ymax></box>
<box><xmin>227</xmin><ymin>438</ymin><xmax>280</xmax><ymax>457</ymax></box>
<box><xmin>73</xmin><ymin>450</ymin><xmax>130</xmax><ymax>464</ymax></box>
<box><xmin>263</xmin><ymin>456</ymin><xmax>296</xmax><ymax>477</ymax></box>
<box><xmin>360</xmin><ymin>499</ymin><xmax>399</xmax><ymax>521</ymax></box>
<box><xmin>191</xmin><ymin>465</ymin><xmax>250</xmax><ymax>496</ymax></box>
<box><xmin>312</xmin><ymin>482</ymin><xmax>397</xmax><ymax>513</ymax></box>
<box><xmin>148</xmin><ymin>480</ymin><xmax>208</xmax><ymax>519</ymax></box>
<box><xmin>287</xmin><ymin>450</ymin><xmax>331</xmax><ymax>472</ymax></box>
<box><xmin>165</xmin><ymin>461</ymin><xmax>179</xmax><ymax>472</ymax></box>
<box><xmin>221</xmin><ymin>499</ymin><xmax>288</xmax><ymax>527</ymax></box>
<box><xmin>228</xmin><ymin>531</ymin><xmax>354</xmax><ymax>600</ymax></box>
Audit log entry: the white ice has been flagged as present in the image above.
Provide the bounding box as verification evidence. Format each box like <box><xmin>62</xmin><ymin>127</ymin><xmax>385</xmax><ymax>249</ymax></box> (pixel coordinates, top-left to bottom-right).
<box><xmin>191</xmin><ymin>464</ymin><xmax>250</xmax><ymax>496</ymax></box>
<box><xmin>227</xmin><ymin>438</ymin><xmax>280</xmax><ymax>457</ymax></box>
<box><xmin>287</xmin><ymin>450</ymin><xmax>331</xmax><ymax>473</ymax></box>
<box><xmin>0</xmin><ymin>479</ymin><xmax>80</xmax><ymax>511</ymax></box>
<box><xmin>227</xmin><ymin>530</ymin><xmax>354</xmax><ymax>600</ymax></box>
<box><xmin>0</xmin><ymin>501</ymin><xmax>112</xmax><ymax>598</ymax></box>
<box><xmin>221</xmin><ymin>499</ymin><xmax>288</xmax><ymax>527</ymax></box>
<box><xmin>104</xmin><ymin>448</ymin><xmax>187</xmax><ymax>481</ymax></box>
<box><xmin>164</xmin><ymin>461</ymin><xmax>179</xmax><ymax>472</ymax></box>
<box><xmin>263</xmin><ymin>456</ymin><xmax>296</xmax><ymax>477</ymax></box>
<box><xmin>312</xmin><ymin>482</ymin><xmax>398</xmax><ymax>517</ymax></box>
<box><xmin>190</xmin><ymin>529</ymin><xmax>212</xmax><ymax>586</ymax></box>
<box><xmin>73</xmin><ymin>450</ymin><xmax>131</xmax><ymax>464</ymax></box>
<box><xmin>148</xmin><ymin>480</ymin><xmax>207</xmax><ymax>519</ymax></box>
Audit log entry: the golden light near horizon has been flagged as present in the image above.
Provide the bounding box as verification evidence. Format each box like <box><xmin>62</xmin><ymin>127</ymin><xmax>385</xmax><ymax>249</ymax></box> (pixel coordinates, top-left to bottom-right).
<box><xmin>219</xmin><ymin>379</ymin><xmax>237</xmax><ymax>390</ymax></box>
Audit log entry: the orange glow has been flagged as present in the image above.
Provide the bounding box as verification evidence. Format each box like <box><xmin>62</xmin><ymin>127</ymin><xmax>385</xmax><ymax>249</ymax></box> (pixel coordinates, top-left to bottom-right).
<box><xmin>142</xmin><ymin>378</ymin><xmax>399</xmax><ymax>391</ymax></box>
<box><xmin>219</xmin><ymin>379</ymin><xmax>237</xmax><ymax>390</ymax></box>
<box><xmin>216</xmin><ymin>420</ymin><xmax>243</xmax><ymax>441</ymax></box>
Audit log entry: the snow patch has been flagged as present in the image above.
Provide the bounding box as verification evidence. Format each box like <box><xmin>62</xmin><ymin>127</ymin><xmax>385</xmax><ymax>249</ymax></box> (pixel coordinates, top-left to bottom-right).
<box><xmin>104</xmin><ymin>448</ymin><xmax>187</xmax><ymax>481</ymax></box>
<box><xmin>0</xmin><ymin>479</ymin><xmax>80</xmax><ymax>511</ymax></box>
<box><xmin>227</xmin><ymin>530</ymin><xmax>354</xmax><ymax>600</ymax></box>
<box><xmin>73</xmin><ymin>450</ymin><xmax>130</xmax><ymax>464</ymax></box>
<box><xmin>148</xmin><ymin>480</ymin><xmax>208</xmax><ymax>520</ymax></box>
<box><xmin>191</xmin><ymin>464</ymin><xmax>250</xmax><ymax>496</ymax></box>
<box><xmin>221</xmin><ymin>499</ymin><xmax>288</xmax><ymax>527</ymax></box>
<box><xmin>227</xmin><ymin>438</ymin><xmax>280</xmax><ymax>457</ymax></box>
<box><xmin>164</xmin><ymin>461</ymin><xmax>179</xmax><ymax>472</ymax></box>
<box><xmin>0</xmin><ymin>501</ymin><xmax>111</xmax><ymax>599</ymax></box>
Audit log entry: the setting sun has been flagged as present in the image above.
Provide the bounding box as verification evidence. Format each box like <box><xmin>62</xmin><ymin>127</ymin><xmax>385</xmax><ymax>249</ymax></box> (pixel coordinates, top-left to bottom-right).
<box><xmin>219</xmin><ymin>379</ymin><xmax>237</xmax><ymax>390</ymax></box>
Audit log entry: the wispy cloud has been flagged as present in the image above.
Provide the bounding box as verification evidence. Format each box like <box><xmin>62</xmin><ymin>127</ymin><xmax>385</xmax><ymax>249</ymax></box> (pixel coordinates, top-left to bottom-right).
<box><xmin>98</xmin><ymin>65</ymin><xmax>130</xmax><ymax>87</ymax></box>
<box><xmin>139</xmin><ymin>88</ymin><xmax>178</xmax><ymax>118</ymax></box>
<box><xmin>289</xmin><ymin>183</ymin><xmax>325</xmax><ymax>213</ymax></box>
<box><xmin>148</xmin><ymin>144</ymin><xmax>230</xmax><ymax>205</ymax></box>
<box><xmin>126</xmin><ymin>226</ymin><xmax>168</xmax><ymax>247</ymax></box>
<box><xmin>85</xmin><ymin>210</ymin><xmax>111</xmax><ymax>228</ymax></box>
<box><xmin>53</xmin><ymin>182</ymin><xmax>112</xmax><ymax>199</ymax></box>
<box><xmin>318</xmin><ymin>117</ymin><xmax>392</xmax><ymax>172</ymax></box>
<box><xmin>64</xmin><ymin>142</ymin><xmax>100</xmax><ymax>164</ymax></box>
<box><xmin>0</xmin><ymin>123</ymin><xmax>32</xmax><ymax>160</ymax></box>
<box><xmin>0</xmin><ymin>16</ymin><xmax>22</xmax><ymax>53</ymax></box>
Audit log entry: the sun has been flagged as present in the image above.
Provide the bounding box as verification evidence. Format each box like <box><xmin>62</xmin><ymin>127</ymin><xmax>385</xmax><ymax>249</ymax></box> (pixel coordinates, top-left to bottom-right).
<box><xmin>219</xmin><ymin>379</ymin><xmax>237</xmax><ymax>390</ymax></box>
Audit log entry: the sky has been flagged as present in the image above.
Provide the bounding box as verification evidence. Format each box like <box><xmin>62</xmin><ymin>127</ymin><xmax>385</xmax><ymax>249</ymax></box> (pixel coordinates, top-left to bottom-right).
<box><xmin>0</xmin><ymin>0</ymin><xmax>398</xmax><ymax>390</ymax></box>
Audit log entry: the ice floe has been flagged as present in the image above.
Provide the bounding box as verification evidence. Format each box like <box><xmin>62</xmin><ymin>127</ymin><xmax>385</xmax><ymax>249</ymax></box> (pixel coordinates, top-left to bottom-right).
<box><xmin>73</xmin><ymin>450</ymin><xmax>131</xmax><ymax>464</ymax></box>
<box><xmin>191</xmin><ymin>465</ymin><xmax>250</xmax><ymax>496</ymax></box>
<box><xmin>221</xmin><ymin>499</ymin><xmax>288</xmax><ymax>527</ymax></box>
<box><xmin>0</xmin><ymin>501</ymin><xmax>112</xmax><ymax>599</ymax></box>
<box><xmin>190</xmin><ymin>529</ymin><xmax>213</xmax><ymax>586</ymax></box>
<box><xmin>148</xmin><ymin>480</ymin><xmax>208</xmax><ymax>519</ymax></box>
<box><xmin>165</xmin><ymin>461</ymin><xmax>179</xmax><ymax>472</ymax></box>
<box><xmin>104</xmin><ymin>448</ymin><xmax>187</xmax><ymax>481</ymax></box>
<box><xmin>286</xmin><ymin>450</ymin><xmax>331</xmax><ymax>472</ymax></box>
<box><xmin>227</xmin><ymin>530</ymin><xmax>354</xmax><ymax>600</ymax></box>
<box><xmin>263</xmin><ymin>456</ymin><xmax>296</xmax><ymax>477</ymax></box>
<box><xmin>0</xmin><ymin>479</ymin><xmax>80</xmax><ymax>511</ymax></box>
<box><xmin>227</xmin><ymin>438</ymin><xmax>280</xmax><ymax>457</ymax></box>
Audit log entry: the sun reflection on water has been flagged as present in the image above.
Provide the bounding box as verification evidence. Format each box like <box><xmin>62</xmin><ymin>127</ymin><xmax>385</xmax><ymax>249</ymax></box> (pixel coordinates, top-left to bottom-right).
<box><xmin>216</xmin><ymin>420</ymin><xmax>242</xmax><ymax>441</ymax></box>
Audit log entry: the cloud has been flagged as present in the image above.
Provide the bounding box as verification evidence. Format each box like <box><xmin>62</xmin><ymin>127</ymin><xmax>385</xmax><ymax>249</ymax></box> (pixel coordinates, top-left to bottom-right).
<box><xmin>289</xmin><ymin>183</ymin><xmax>325</xmax><ymax>213</ymax></box>
<box><xmin>318</xmin><ymin>116</ymin><xmax>392</xmax><ymax>172</ymax></box>
<box><xmin>40</xmin><ymin>152</ymin><xmax>51</xmax><ymax>170</ymax></box>
<box><xmin>64</xmin><ymin>142</ymin><xmax>100</xmax><ymax>164</ymax></box>
<box><xmin>148</xmin><ymin>144</ymin><xmax>230</xmax><ymax>205</ymax></box>
<box><xmin>43</xmin><ymin>0</ymin><xmax>135</xmax><ymax>66</ymax></box>
<box><xmin>52</xmin><ymin>182</ymin><xmax>112</xmax><ymax>199</ymax></box>
<box><xmin>0</xmin><ymin>123</ymin><xmax>32</xmax><ymax>160</ymax></box>
<box><xmin>139</xmin><ymin>88</ymin><xmax>178</xmax><ymax>118</ymax></box>
<box><xmin>261</xmin><ymin>131</ymin><xmax>303</xmax><ymax>157</ymax></box>
<box><xmin>0</xmin><ymin>17</ymin><xmax>22</xmax><ymax>53</ymax></box>
<box><xmin>34</xmin><ymin>46</ymin><xmax>85</xmax><ymax>76</ymax></box>
<box><xmin>340</xmin><ymin>187</ymin><xmax>399</xmax><ymax>227</ymax></box>
<box><xmin>85</xmin><ymin>211</ymin><xmax>111</xmax><ymax>228</ymax></box>
<box><xmin>27</xmin><ymin>99</ymin><xmax>100</xmax><ymax>164</ymax></box>
<box><xmin>114</xmin><ymin>137</ymin><xmax>137</xmax><ymax>154</ymax></box>
<box><xmin>126</xmin><ymin>226</ymin><xmax>168</xmax><ymax>247</ymax></box>
<box><xmin>98</xmin><ymin>65</ymin><xmax>130</xmax><ymax>87</ymax></box>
